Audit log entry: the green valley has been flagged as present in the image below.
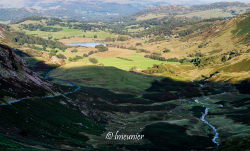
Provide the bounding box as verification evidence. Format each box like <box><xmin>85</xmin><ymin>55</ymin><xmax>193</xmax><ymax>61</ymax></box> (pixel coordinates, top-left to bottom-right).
<box><xmin>0</xmin><ymin>1</ymin><xmax>250</xmax><ymax>151</ymax></box>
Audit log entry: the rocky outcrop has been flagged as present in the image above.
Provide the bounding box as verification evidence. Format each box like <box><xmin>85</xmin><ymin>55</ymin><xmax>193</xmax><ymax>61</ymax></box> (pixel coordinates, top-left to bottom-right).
<box><xmin>0</xmin><ymin>27</ymin><xmax>4</xmax><ymax>39</ymax></box>
<box><xmin>0</xmin><ymin>44</ymin><xmax>53</xmax><ymax>99</ymax></box>
<box><xmin>49</xmin><ymin>56</ymin><xmax>65</xmax><ymax>65</ymax></box>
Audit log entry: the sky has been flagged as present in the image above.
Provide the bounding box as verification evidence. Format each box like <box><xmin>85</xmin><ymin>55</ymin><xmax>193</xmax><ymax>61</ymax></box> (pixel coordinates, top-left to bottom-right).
<box><xmin>1</xmin><ymin>0</ymin><xmax>250</xmax><ymax>8</ymax></box>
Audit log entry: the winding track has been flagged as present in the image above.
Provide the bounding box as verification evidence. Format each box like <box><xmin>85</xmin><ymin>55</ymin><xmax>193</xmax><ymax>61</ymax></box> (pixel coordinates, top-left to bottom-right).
<box><xmin>0</xmin><ymin>70</ymin><xmax>81</xmax><ymax>106</ymax></box>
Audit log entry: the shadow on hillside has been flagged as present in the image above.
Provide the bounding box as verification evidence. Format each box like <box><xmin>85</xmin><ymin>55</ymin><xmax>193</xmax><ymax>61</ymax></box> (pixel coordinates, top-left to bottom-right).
<box><xmin>1</xmin><ymin>47</ymin><xmax>250</xmax><ymax>151</ymax></box>
<box><xmin>9</xmin><ymin>46</ymin><xmax>250</xmax><ymax>108</ymax></box>
<box><xmin>0</xmin><ymin>44</ymin><xmax>56</xmax><ymax>100</ymax></box>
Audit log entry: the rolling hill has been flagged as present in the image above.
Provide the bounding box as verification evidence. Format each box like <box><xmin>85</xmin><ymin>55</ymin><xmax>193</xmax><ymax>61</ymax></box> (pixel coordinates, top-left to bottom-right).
<box><xmin>134</xmin><ymin>12</ymin><xmax>250</xmax><ymax>83</ymax></box>
<box><xmin>134</xmin><ymin>2</ymin><xmax>250</xmax><ymax>21</ymax></box>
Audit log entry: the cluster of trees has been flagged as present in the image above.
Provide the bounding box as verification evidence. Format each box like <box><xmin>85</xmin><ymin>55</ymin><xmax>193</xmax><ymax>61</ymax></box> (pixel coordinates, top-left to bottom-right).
<box><xmin>84</xmin><ymin>50</ymin><xmax>97</xmax><ymax>57</ymax></box>
<box><xmin>117</xmin><ymin>35</ymin><xmax>128</xmax><ymax>41</ymax></box>
<box><xmin>95</xmin><ymin>45</ymin><xmax>108</xmax><ymax>52</ymax></box>
<box><xmin>144</xmin><ymin>53</ymin><xmax>167</xmax><ymax>61</ymax></box>
<box><xmin>105</xmin><ymin>37</ymin><xmax>116</xmax><ymax>42</ymax></box>
<box><xmin>71</xmin><ymin>48</ymin><xmax>78</xmax><ymax>53</ymax></box>
<box><xmin>20</xmin><ymin>24</ymin><xmax>62</xmax><ymax>32</ymax></box>
<box><xmin>109</xmin><ymin>26</ymin><xmax>129</xmax><ymax>35</ymax></box>
<box><xmin>188</xmin><ymin>52</ymin><xmax>204</xmax><ymax>57</ymax></box>
<box><xmin>145</xmin><ymin>53</ymin><xmax>187</xmax><ymax>63</ymax></box>
<box><xmin>72</xmin><ymin>24</ymin><xmax>105</xmax><ymax>31</ymax></box>
<box><xmin>83</xmin><ymin>50</ymin><xmax>100</xmax><ymax>57</ymax></box>
<box><xmin>162</xmin><ymin>48</ymin><xmax>171</xmax><ymax>53</ymax></box>
<box><xmin>45</xmin><ymin>18</ymin><xmax>63</xmax><ymax>26</ymax></box>
<box><xmin>104</xmin><ymin>36</ymin><xmax>129</xmax><ymax>42</ymax></box>
<box><xmin>146</xmin><ymin>36</ymin><xmax>169</xmax><ymax>43</ymax></box>
<box><xmin>142</xmin><ymin>59</ymin><xmax>190</xmax><ymax>74</ymax></box>
<box><xmin>117</xmin><ymin>57</ymin><xmax>133</xmax><ymax>61</ymax></box>
<box><xmin>82</xmin><ymin>45</ymin><xmax>108</xmax><ymax>58</ymax></box>
<box><xmin>177</xmin><ymin>23</ymin><xmax>212</xmax><ymax>37</ymax></box>
<box><xmin>49</xmin><ymin>49</ymin><xmax>58</xmax><ymax>57</ymax></box>
<box><xmin>189</xmin><ymin>51</ymin><xmax>240</xmax><ymax>67</ymax></box>
<box><xmin>0</xmin><ymin>24</ymin><xmax>10</xmax><ymax>30</ymax></box>
<box><xmin>89</xmin><ymin>58</ymin><xmax>98</xmax><ymax>64</ymax></box>
<box><xmin>56</xmin><ymin>54</ymin><xmax>67</xmax><ymax>59</ymax></box>
<box><xmin>68</xmin><ymin>55</ymin><xmax>83</xmax><ymax>62</ymax></box>
<box><xmin>109</xmin><ymin>16</ymin><xmax>199</xmax><ymax>38</ymax></box>
<box><xmin>12</xmin><ymin>16</ymin><xmax>47</xmax><ymax>24</ymax></box>
<box><xmin>29</xmin><ymin>45</ymin><xmax>45</xmax><ymax>51</ymax></box>
<box><xmin>136</xmin><ymin>49</ymin><xmax>150</xmax><ymax>53</ymax></box>
<box><xmin>9</xmin><ymin>32</ymin><xmax>67</xmax><ymax>50</ymax></box>
<box><xmin>142</xmin><ymin>64</ymin><xmax>175</xmax><ymax>74</ymax></box>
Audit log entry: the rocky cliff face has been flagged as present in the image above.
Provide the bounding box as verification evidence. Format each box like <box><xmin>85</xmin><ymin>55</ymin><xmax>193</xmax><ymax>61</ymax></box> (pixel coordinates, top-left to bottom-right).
<box><xmin>0</xmin><ymin>44</ymin><xmax>53</xmax><ymax>100</ymax></box>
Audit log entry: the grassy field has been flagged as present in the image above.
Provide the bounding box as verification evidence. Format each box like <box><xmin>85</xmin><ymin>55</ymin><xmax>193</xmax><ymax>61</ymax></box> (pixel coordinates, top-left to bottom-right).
<box><xmin>50</xmin><ymin>64</ymin><xmax>161</xmax><ymax>93</ymax></box>
<box><xmin>12</xmin><ymin>25</ymin><xmax>117</xmax><ymax>40</ymax></box>
<box><xmin>96</xmin><ymin>55</ymin><xmax>179</xmax><ymax>70</ymax></box>
<box><xmin>54</xmin><ymin>45</ymin><xmax>179</xmax><ymax>71</ymax></box>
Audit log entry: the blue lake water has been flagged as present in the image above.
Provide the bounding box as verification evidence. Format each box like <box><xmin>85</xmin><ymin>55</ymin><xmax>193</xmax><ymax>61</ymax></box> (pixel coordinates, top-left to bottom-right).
<box><xmin>68</xmin><ymin>42</ymin><xmax>106</xmax><ymax>47</ymax></box>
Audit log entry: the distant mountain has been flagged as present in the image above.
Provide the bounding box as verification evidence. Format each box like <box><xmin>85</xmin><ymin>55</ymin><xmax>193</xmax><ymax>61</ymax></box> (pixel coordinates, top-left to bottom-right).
<box><xmin>135</xmin><ymin>5</ymin><xmax>192</xmax><ymax>17</ymax></box>
<box><xmin>1</xmin><ymin>0</ymin><xmax>250</xmax><ymax>8</ymax></box>
<box><xmin>0</xmin><ymin>8</ymin><xmax>40</xmax><ymax>21</ymax></box>
<box><xmin>0</xmin><ymin>0</ymin><xmax>170</xmax><ymax>21</ymax></box>
<box><xmin>0</xmin><ymin>2</ymin><xmax>146</xmax><ymax>21</ymax></box>
<box><xmin>192</xmin><ymin>1</ymin><xmax>250</xmax><ymax>10</ymax></box>
<box><xmin>134</xmin><ymin>2</ymin><xmax>250</xmax><ymax>21</ymax></box>
<box><xmin>1</xmin><ymin>1</ymin><xmax>250</xmax><ymax>21</ymax></box>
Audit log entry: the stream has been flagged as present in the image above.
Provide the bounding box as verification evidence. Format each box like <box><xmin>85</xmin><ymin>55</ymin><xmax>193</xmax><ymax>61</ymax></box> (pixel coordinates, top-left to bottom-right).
<box><xmin>194</xmin><ymin>98</ymin><xmax>223</xmax><ymax>146</ymax></box>
<box><xmin>0</xmin><ymin>70</ymin><xmax>81</xmax><ymax>105</ymax></box>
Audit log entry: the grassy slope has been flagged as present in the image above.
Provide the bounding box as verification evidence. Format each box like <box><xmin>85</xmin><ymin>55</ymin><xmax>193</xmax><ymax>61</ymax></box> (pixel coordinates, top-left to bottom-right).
<box><xmin>0</xmin><ymin>96</ymin><xmax>105</xmax><ymax>150</ymax></box>
<box><xmin>232</xmin><ymin>14</ymin><xmax>250</xmax><ymax>42</ymax></box>
<box><xmin>133</xmin><ymin>14</ymin><xmax>250</xmax><ymax>83</ymax></box>
<box><xmin>50</xmin><ymin>64</ymin><xmax>161</xmax><ymax>93</ymax></box>
<box><xmin>177</xmin><ymin>9</ymin><xmax>233</xmax><ymax>19</ymax></box>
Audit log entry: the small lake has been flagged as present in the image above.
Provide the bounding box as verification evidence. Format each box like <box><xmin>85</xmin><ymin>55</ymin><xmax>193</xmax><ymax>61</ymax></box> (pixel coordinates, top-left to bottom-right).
<box><xmin>68</xmin><ymin>42</ymin><xmax>106</xmax><ymax>47</ymax></box>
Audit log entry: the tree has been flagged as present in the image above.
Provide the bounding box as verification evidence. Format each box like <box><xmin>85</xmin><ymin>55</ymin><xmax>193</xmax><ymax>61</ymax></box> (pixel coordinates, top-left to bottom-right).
<box><xmin>42</xmin><ymin>45</ymin><xmax>47</xmax><ymax>51</ymax></box>
<box><xmin>49</xmin><ymin>50</ymin><xmax>58</xmax><ymax>57</ymax></box>
<box><xmin>117</xmin><ymin>36</ymin><xmax>128</xmax><ymax>41</ymax></box>
<box><xmin>89</xmin><ymin>58</ymin><xmax>98</xmax><ymax>64</ymax></box>
<box><xmin>162</xmin><ymin>48</ymin><xmax>171</xmax><ymax>53</ymax></box>
<box><xmin>71</xmin><ymin>49</ymin><xmax>78</xmax><ymax>53</ymax></box>
<box><xmin>57</xmin><ymin>54</ymin><xmax>67</xmax><ymax>59</ymax></box>
<box><xmin>95</xmin><ymin>45</ymin><xmax>108</xmax><ymax>52</ymax></box>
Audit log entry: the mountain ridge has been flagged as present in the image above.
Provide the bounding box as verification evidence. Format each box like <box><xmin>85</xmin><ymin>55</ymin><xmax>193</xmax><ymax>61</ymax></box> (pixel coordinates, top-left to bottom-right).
<box><xmin>1</xmin><ymin>1</ymin><xmax>250</xmax><ymax>21</ymax></box>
